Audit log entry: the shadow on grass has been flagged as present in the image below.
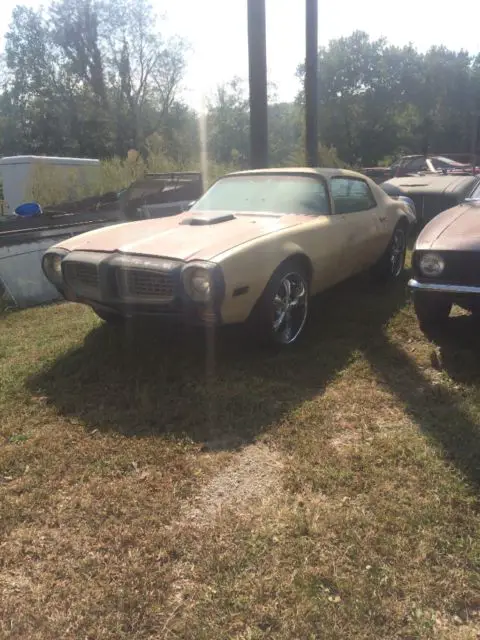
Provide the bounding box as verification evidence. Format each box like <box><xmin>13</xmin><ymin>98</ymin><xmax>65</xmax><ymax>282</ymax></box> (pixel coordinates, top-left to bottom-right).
<box><xmin>366</xmin><ymin>314</ymin><xmax>480</xmax><ymax>490</ymax></box>
<box><xmin>426</xmin><ymin>315</ymin><xmax>480</xmax><ymax>384</ymax></box>
<box><xmin>28</xmin><ymin>275</ymin><xmax>407</xmax><ymax>450</ymax></box>
<box><xmin>28</xmin><ymin>274</ymin><xmax>480</xmax><ymax>486</ymax></box>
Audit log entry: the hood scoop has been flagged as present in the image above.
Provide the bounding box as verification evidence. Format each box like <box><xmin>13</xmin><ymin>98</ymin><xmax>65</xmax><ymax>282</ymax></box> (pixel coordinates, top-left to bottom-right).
<box><xmin>180</xmin><ymin>212</ymin><xmax>236</xmax><ymax>226</ymax></box>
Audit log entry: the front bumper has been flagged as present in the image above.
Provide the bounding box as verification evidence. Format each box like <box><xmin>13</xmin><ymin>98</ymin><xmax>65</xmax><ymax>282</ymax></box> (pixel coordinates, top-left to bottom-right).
<box><xmin>408</xmin><ymin>279</ymin><xmax>480</xmax><ymax>295</ymax></box>
<box><xmin>408</xmin><ymin>278</ymin><xmax>480</xmax><ymax>312</ymax></box>
<box><xmin>54</xmin><ymin>251</ymin><xmax>224</xmax><ymax>326</ymax></box>
<box><xmin>81</xmin><ymin>296</ymin><xmax>221</xmax><ymax>326</ymax></box>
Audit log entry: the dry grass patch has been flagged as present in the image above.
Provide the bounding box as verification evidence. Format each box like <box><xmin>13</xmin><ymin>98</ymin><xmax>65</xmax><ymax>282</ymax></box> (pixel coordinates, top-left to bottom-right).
<box><xmin>1</xmin><ymin>274</ymin><xmax>480</xmax><ymax>638</ymax></box>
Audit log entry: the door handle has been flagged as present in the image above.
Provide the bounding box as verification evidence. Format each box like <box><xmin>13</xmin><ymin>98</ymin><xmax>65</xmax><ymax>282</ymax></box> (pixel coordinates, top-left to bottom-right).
<box><xmin>379</xmin><ymin>216</ymin><xmax>387</xmax><ymax>222</ymax></box>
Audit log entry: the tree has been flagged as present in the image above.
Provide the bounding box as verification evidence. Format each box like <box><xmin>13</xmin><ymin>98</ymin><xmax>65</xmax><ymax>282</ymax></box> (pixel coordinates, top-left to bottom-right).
<box><xmin>296</xmin><ymin>32</ymin><xmax>480</xmax><ymax>165</ymax></box>
<box><xmin>206</xmin><ymin>78</ymin><xmax>250</xmax><ymax>166</ymax></box>
<box><xmin>1</xmin><ymin>0</ymin><xmax>189</xmax><ymax>159</ymax></box>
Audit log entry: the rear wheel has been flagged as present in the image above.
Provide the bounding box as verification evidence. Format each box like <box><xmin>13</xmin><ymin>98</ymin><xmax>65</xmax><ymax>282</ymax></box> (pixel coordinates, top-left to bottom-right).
<box><xmin>249</xmin><ymin>260</ymin><xmax>310</xmax><ymax>347</ymax></box>
<box><xmin>371</xmin><ymin>223</ymin><xmax>407</xmax><ymax>282</ymax></box>
<box><xmin>413</xmin><ymin>293</ymin><xmax>452</xmax><ymax>328</ymax></box>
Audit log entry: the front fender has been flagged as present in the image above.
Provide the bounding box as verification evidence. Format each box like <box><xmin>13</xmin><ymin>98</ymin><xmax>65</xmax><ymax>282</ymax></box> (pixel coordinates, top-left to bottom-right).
<box><xmin>396</xmin><ymin>200</ymin><xmax>417</xmax><ymax>228</ymax></box>
<box><xmin>217</xmin><ymin>237</ymin><xmax>310</xmax><ymax>325</ymax></box>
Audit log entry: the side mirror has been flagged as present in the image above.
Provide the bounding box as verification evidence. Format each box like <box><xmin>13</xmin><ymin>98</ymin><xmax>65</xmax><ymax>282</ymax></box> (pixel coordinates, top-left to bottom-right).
<box><xmin>14</xmin><ymin>202</ymin><xmax>43</xmax><ymax>217</ymax></box>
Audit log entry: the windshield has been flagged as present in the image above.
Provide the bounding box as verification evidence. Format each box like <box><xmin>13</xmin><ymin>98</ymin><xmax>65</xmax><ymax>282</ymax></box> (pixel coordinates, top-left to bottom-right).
<box><xmin>191</xmin><ymin>174</ymin><xmax>330</xmax><ymax>215</ymax></box>
<box><xmin>432</xmin><ymin>156</ymin><xmax>466</xmax><ymax>168</ymax></box>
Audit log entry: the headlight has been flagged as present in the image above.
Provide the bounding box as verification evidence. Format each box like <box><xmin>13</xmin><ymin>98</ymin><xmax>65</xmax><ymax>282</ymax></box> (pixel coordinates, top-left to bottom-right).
<box><xmin>181</xmin><ymin>262</ymin><xmax>223</xmax><ymax>303</ymax></box>
<box><xmin>418</xmin><ymin>252</ymin><xmax>445</xmax><ymax>277</ymax></box>
<box><xmin>42</xmin><ymin>250</ymin><xmax>68</xmax><ymax>285</ymax></box>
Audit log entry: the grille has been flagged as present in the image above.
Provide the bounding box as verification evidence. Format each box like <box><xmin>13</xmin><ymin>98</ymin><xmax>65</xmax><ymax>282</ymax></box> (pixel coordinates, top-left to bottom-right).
<box><xmin>64</xmin><ymin>262</ymin><xmax>100</xmax><ymax>290</ymax></box>
<box><xmin>439</xmin><ymin>252</ymin><xmax>480</xmax><ymax>287</ymax></box>
<box><xmin>118</xmin><ymin>269</ymin><xmax>175</xmax><ymax>301</ymax></box>
<box><xmin>410</xmin><ymin>194</ymin><xmax>458</xmax><ymax>222</ymax></box>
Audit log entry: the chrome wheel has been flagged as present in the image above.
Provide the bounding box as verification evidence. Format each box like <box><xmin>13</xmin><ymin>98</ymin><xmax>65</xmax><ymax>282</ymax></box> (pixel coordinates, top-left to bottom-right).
<box><xmin>272</xmin><ymin>272</ymin><xmax>308</xmax><ymax>345</ymax></box>
<box><xmin>390</xmin><ymin>227</ymin><xmax>406</xmax><ymax>277</ymax></box>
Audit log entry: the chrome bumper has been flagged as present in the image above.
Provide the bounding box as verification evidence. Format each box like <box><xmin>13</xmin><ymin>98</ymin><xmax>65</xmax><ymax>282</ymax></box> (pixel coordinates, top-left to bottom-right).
<box><xmin>408</xmin><ymin>279</ymin><xmax>480</xmax><ymax>295</ymax></box>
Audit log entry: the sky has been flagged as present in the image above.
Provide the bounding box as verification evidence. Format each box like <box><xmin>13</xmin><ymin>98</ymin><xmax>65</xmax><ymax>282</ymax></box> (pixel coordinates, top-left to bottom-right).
<box><xmin>1</xmin><ymin>0</ymin><xmax>480</xmax><ymax>109</ymax></box>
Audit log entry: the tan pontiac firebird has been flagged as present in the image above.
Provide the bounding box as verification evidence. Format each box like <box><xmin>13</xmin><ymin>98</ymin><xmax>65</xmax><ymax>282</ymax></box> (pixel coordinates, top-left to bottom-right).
<box><xmin>42</xmin><ymin>168</ymin><xmax>416</xmax><ymax>346</ymax></box>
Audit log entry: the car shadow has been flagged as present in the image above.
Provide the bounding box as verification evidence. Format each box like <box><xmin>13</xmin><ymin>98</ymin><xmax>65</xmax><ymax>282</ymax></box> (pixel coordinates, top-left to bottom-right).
<box><xmin>28</xmin><ymin>274</ymin><xmax>409</xmax><ymax>451</ymax></box>
<box><xmin>28</xmin><ymin>273</ymin><xmax>480</xmax><ymax>487</ymax></box>
<box><xmin>424</xmin><ymin>314</ymin><xmax>480</xmax><ymax>384</ymax></box>
<box><xmin>365</xmin><ymin>314</ymin><xmax>480</xmax><ymax>490</ymax></box>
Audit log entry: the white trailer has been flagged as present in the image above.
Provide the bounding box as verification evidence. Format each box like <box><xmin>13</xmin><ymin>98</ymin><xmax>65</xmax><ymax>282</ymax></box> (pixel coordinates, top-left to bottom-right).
<box><xmin>0</xmin><ymin>155</ymin><xmax>100</xmax><ymax>215</ymax></box>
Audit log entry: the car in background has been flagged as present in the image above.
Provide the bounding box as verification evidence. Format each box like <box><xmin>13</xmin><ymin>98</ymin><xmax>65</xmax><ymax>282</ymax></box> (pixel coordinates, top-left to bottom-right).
<box><xmin>409</xmin><ymin>179</ymin><xmax>480</xmax><ymax>328</ymax></box>
<box><xmin>380</xmin><ymin>174</ymin><xmax>480</xmax><ymax>225</ymax></box>
<box><xmin>42</xmin><ymin>168</ymin><xmax>415</xmax><ymax>347</ymax></box>
<box><xmin>119</xmin><ymin>172</ymin><xmax>204</xmax><ymax>220</ymax></box>
<box><xmin>414</xmin><ymin>155</ymin><xmax>479</xmax><ymax>176</ymax></box>
<box><xmin>363</xmin><ymin>155</ymin><xmax>479</xmax><ymax>183</ymax></box>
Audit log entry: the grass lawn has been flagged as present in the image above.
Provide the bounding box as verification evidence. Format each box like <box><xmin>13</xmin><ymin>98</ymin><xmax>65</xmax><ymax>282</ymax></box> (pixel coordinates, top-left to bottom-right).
<box><xmin>1</xmin><ymin>273</ymin><xmax>480</xmax><ymax>639</ymax></box>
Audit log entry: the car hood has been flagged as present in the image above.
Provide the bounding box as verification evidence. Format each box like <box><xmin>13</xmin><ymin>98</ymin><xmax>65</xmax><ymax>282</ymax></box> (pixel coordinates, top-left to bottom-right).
<box><xmin>416</xmin><ymin>201</ymin><xmax>480</xmax><ymax>251</ymax></box>
<box><xmin>56</xmin><ymin>211</ymin><xmax>311</xmax><ymax>262</ymax></box>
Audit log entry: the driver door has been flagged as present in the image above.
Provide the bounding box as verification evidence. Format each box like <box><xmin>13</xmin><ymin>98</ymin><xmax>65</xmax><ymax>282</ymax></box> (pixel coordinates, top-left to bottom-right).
<box><xmin>330</xmin><ymin>177</ymin><xmax>386</xmax><ymax>278</ymax></box>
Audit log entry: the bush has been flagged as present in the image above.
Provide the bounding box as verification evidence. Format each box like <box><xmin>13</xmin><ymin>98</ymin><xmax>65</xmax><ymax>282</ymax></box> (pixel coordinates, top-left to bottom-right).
<box><xmin>28</xmin><ymin>144</ymin><xmax>349</xmax><ymax>207</ymax></box>
<box><xmin>287</xmin><ymin>143</ymin><xmax>348</xmax><ymax>168</ymax></box>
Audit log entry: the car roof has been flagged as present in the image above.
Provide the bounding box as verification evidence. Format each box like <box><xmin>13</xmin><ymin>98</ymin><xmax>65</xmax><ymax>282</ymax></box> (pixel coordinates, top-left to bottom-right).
<box><xmin>384</xmin><ymin>174</ymin><xmax>479</xmax><ymax>195</ymax></box>
<box><xmin>225</xmin><ymin>167</ymin><xmax>365</xmax><ymax>180</ymax></box>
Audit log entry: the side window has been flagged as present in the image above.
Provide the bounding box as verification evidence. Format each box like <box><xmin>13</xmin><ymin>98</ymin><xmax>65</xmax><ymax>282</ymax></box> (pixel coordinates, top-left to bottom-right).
<box><xmin>295</xmin><ymin>179</ymin><xmax>330</xmax><ymax>214</ymax></box>
<box><xmin>330</xmin><ymin>178</ymin><xmax>377</xmax><ymax>214</ymax></box>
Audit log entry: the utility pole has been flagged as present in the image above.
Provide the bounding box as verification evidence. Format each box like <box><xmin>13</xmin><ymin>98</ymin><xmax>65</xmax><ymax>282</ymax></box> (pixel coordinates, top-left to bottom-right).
<box><xmin>471</xmin><ymin>110</ymin><xmax>480</xmax><ymax>174</ymax></box>
<box><xmin>305</xmin><ymin>0</ymin><xmax>318</xmax><ymax>167</ymax></box>
<box><xmin>247</xmin><ymin>0</ymin><xmax>268</xmax><ymax>169</ymax></box>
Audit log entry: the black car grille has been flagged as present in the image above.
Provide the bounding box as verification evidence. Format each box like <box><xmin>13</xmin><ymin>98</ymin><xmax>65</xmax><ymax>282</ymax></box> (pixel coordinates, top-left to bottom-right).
<box><xmin>64</xmin><ymin>262</ymin><xmax>100</xmax><ymax>291</ymax></box>
<box><xmin>415</xmin><ymin>251</ymin><xmax>480</xmax><ymax>287</ymax></box>
<box><xmin>410</xmin><ymin>194</ymin><xmax>458</xmax><ymax>223</ymax></box>
<box><xmin>117</xmin><ymin>269</ymin><xmax>175</xmax><ymax>301</ymax></box>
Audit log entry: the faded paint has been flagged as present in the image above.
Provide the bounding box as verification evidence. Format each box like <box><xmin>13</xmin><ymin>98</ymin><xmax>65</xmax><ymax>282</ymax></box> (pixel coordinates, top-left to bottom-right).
<box><xmin>44</xmin><ymin>167</ymin><xmax>415</xmax><ymax>325</ymax></box>
<box><xmin>415</xmin><ymin>201</ymin><xmax>480</xmax><ymax>251</ymax></box>
<box><xmin>54</xmin><ymin>212</ymin><xmax>312</xmax><ymax>262</ymax></box>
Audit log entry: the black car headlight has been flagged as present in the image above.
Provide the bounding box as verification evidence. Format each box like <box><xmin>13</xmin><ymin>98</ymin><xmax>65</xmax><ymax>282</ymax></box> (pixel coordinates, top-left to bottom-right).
<box><xmin>42</xmin><ymin>249</ymin><xmax>69</xmax><ymax>286</ymax></box>
<box><xmin>181</xmin><ymin>262</ymin><xmax>224</xmax><ymax>304</ymax></box>
<box><xmin>418</xmin><ymin>252</ymin><xmax>445</xmax><ymax>277</ymax></box>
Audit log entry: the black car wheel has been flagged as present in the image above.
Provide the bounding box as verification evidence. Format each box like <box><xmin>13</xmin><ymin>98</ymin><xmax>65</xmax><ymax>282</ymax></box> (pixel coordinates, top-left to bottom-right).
<box><xmin>250</xmin><ymin>259</ymin><xmax>310</xmax><ymax>347</ymax></box>
<box><xmin>413</xmin><ymin>292</ymin><xmax>452</xmax><ymax>328</ymax></box>
<box><xmin>371</xmin><ymin>223</ymin><xmax>407</xmax><ymax>283</ymax></box>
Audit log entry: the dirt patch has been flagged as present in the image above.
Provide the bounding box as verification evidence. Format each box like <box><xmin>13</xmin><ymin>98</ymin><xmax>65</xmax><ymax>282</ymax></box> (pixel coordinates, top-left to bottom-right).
<box><xmin>329</xmin><ymin>430</ymin><xmax>363</xmax><ymax>452</ymax></box>
<box><xmin>432</xmin><ymin>610</ymin><xmax>480</xmax><ymax>639</ymax></box>
<box><xmin>182</xmin><ymin>443</ymin><xmax>283</xmax><ymax>527</ymax></box>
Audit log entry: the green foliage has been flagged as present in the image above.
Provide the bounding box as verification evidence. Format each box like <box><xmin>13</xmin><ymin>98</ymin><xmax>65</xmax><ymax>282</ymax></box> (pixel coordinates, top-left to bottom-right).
<box><xmin>287</xmin><ymin>144</ymin><xmax>347</xmax><ymax>168</ymax></box>
<box><xmin>1</xmin><ymin>0</ymin><xmax>190</xmax><ymax>159</ymax></box>
<box><xmin>29</xmin><ymin>152</ymin><xmax>187</xmax><ymax>206</ymax></box>
<box><xmin>298</xmin><ymin>31</ymin><xmax>480</xmax><ymax>165</ymax></box>
<box><xmin>1</xmin><ymin>6</ymin><xmax>480</xmax><ymax>174</ymax></box>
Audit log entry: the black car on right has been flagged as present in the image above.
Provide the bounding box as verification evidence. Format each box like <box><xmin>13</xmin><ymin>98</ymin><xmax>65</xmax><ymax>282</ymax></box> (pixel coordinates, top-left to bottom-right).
<box><xmin>380</xmin><ymin>174</ymin><xmax>480</xmax><ymax>226</ymax></box>
<box><xmin>408</xmin><ymin>179</ymin><xmax>480</xmax><ymax>328</ymax></box>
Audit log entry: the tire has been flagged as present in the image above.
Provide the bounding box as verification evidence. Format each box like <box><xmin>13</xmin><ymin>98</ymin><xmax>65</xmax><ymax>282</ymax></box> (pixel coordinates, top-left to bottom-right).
<box><xmin>249</xmin><ymin>259</ymin><xmax>310</xmax><ymax>347</ymax></box>
<box><xmin>92</xmin><ymin>307</ymin><xmax>126</xmax><ymax>325</ymax></box>
<box><xmin>371</xmin><ymin>223</ymin><xmax>407</xmax><ymax>283</ymax></box>
<box><xmin>413</xmin><ymin>292</ymin><xmax>451</xmax><ymax>328</ymax></box>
